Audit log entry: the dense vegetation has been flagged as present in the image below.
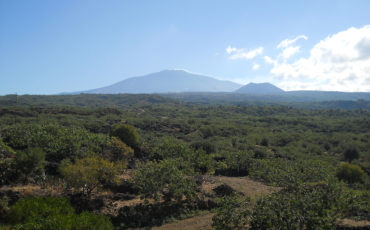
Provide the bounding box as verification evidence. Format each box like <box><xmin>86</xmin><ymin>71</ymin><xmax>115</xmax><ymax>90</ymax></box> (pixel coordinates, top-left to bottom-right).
<box><xmin>0</xmin><ymin>94</ymin><xmax>369</xmax><ymax>229</ymax></box>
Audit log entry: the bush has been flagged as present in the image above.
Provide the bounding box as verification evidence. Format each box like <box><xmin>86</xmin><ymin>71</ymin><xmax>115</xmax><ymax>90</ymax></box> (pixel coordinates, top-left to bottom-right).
<box><xmin>14</xmin><ymin>147</ymin><xmax>46</xmax><ymax>183</ymax></box>
<box><xmin>132</xmin><ymin>160</ymin><xmax>197</xmax><ymax>202</ymax></box>
<box><xmin>343</xmin><ymin>146</ymin><xmax>360</xmax><ymax>162</ymax></box>
<box><xmin>336</xmin><ymin>162</ymin><xmax>365</xmax><ymax>184</ymax></box>
<box><xmin>150</xmin><ymin>137</ymin><xmax>190</xmax><ymax>160</ymax></box>
<box><xmin>59</xmin><ymin>157</ymin><xmax>121</xmax><ymax>196</ymax></box>
<box><xmin>6</xmin><ymin>197</ymin><xmax>113</xmax><ymax>230</ymax></box>
<box><xmin>212</xmin><ymin>195</ymin><xmax>251</xmax><ymax>230</ymax></box>
<box><xmin>249</xmin><ymin>181</ymin><xmax>346</xmax><ymax>230</ymax></box>
<box><xmin>7</xmin><ymin>197</ymin><xmax>74</xmax><ymax>225</ymax></box>
<box><xmin>190</xmin><ymin>141</ymin><xmax>216</xmax><ymax>154</ymax></box>
<box><xmin>215</xmin><ymin>151</ymin><xmax>252</xmax><ymax>177</ymax></box>
<box><xmin>260</xmin><ymin>137</ymin><xmax>269</xmax><ymax>147</ymax></box>
<box><xmin>105</xmin><ymin>136</ymin><xmax>134</xmax><ymax>161</ymax></box>
<box><xmin>110</xmin><ymin>123</ymin><xmax>139</xmax><ymax>149</ymax></box>
<box><xmin>213</xmin><ymin>180</ymin><xmax>351</xmax><ymax>230</ymax></box>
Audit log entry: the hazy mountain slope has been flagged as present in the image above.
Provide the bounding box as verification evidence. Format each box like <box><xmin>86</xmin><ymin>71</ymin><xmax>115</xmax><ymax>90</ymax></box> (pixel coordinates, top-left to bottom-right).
<box><xmin>235</xmin><ymin>83</ymin><xmax>284</xmax><ymax>94</ymax></box>
<box><xmin>84</xmin><ymin>70</ymin><xmax>242</xmax><ymax>94</ymax></box>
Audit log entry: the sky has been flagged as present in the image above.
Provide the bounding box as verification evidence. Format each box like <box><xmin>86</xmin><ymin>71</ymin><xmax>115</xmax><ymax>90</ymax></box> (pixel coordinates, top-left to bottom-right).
<box><xmin>1</xmin><ymin>0</ymin><xmax>370</xmax><ymax>94</ymax></box>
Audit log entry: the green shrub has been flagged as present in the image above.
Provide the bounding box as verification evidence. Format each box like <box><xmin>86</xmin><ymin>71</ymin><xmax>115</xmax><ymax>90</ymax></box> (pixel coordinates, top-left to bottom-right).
<box><xmin>7</xmin><ymin>197</ymin><xmax>74</xmax><ymax>225</ymax></box>
<box><xmin>0</xmin><ymin>195</ymin><xmax>9</xmax><ymax>219</ymax></box>
<box><xmin>14</xmin><ymin>147</ymin><xmax>46</xmax><ymax>183</ymax></box>
<box><xmin>133</xmin><ymin>160</ymin><xmax>197</xmax><ymax>202</ymax></box>
<box><xmin>6</xmin><ymin>197</ymin><xmax>113</xmax><ymax>230</ymax></box>
<box><xmin>212</xmin><ymin>180</ymin><xmax>351</xmax><ymax>230</ymax></box>
<box><xmin>260</xmin><ymin>137</ymin><xmax>269</xmax><ymax>147</ymax></box>
<box><xmin>105</xmin><ymin>136</ymin><xmax>134</xmax><ymax>161</ymax></box>
<box><xmin>249</xmin><ymin>181</ymin><xmax>346</xmax><ymax>230</ymax></box>
<box><xmin>150</xmin><ymin>137</ymin><xmax>190</xmax><ymax>160</ymax></box>
<box><xmin>250</xmin><ymin>158</ymin><xmax>334</xmax><ymax>187</ymax></box>
<box><xmin>215</xmin><ymin>151</ymin><xmax>252</xmax><ymax>177</ymax></box>
<box><xmin>59</xmin><ymin>157</ymin><xmax>120</xmax><ymax>196</ymax></box>
<box><xmin>343</xmin><ymin>146</ymin><xmax>360</xmax><ymax>162</ymax></box>
<box><xmin>336</xmin><ymin>162</ymin><xmax>365</xmax><ymax>184</ymax></box>
<box><xmin>212</xmin><ymin>195</ymin><xmax>251</xmax><ymax>230</ymax></box>
<box><xmin>190</xmin><ymin>141</ymin><xmax>216</xmax><ymax>154</ymax></box>
<box><xmin>110</xmin><ymin>123</ymin><xmax>139</xmax><ymax>149</ymax></box>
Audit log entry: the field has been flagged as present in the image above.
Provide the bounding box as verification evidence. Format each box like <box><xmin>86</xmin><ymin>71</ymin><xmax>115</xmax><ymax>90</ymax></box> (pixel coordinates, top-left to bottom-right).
<box><xmin>0</xmin><ymin>94</ymin><xmax>369</xmax><ymax>229</ymax></box>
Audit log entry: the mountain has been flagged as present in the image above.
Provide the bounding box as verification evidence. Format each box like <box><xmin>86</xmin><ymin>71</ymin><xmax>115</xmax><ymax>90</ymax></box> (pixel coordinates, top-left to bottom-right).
<box><xmin>235</xmin><ymin>82</ymin><xmax>284</xmax><ymax>94</ymax></box>
<box><xmin>84</xmin><ymin>70</ymin><xmax>242</xmax><ymax>94</ymax></box>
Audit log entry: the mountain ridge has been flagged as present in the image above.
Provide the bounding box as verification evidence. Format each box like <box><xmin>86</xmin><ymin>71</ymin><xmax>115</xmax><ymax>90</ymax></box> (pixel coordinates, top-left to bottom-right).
<box><xmin>235</xmin><ymin>82</ymin><xmax>284</xmax><ymax>94</ymax></box>
<box><xmin>84</xmin><ymin>70</ymin><xmax>242</xmax><ymax>94</ymax></box>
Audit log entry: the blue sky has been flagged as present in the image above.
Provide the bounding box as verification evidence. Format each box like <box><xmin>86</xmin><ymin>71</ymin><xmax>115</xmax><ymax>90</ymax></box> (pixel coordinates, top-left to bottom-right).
<box><xmin>1</xmin><ymin>0</ymin><xmax>370</xmax><ymax>94</ymax></box>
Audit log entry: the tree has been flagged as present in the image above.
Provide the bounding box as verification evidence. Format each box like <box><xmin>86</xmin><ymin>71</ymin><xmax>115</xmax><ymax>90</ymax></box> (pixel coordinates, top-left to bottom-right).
<box><xmin>0</xmin><ymin>140</ymin><xmax>16</xmax><ymax>185</ymax></box>
<box><xmin>212</xmin><ymin>195</ymin><xmax>251</xmax><ymax>230</ymax></box>
<box><xmin>6</xmin><ymin>197</ymin><xmax>114</xmax><ymax>230</ymax></box>
<box><xmin>14</xmin><ymin>147</ymin><xmax>46</xmax><ymax>183</ymax></box>
<box><xmin>343</xmin><ymin>146</ymin><xmax>360</xmax><ymax>163</ymax></box>
<box><xmin>59</xmin><ymin>157</ymin><xmax>120</xmax><ymax>196</ymax></box>
<box><xmin>110</xmin><ymin>123</ymin><xmax>139</xmax><ymax>149</ymax></box>
<box><xmin>105</xmin><ymin>136</ymin><xmax>134</xmax><ymax>161</ymax></box>
<box><xmin>212</xmin><ymin>179</ymin><xmax>350</xmax><ymax>230</ymax></box>
<box><xmin>132</xmin><ymin>160</ymin><xmax>197</xmax><ymax>202</ymax></box>
<box><xmin>336</xmin><ymin>162</ymin><xmax>365</xmax><ymax>184</ymax></box>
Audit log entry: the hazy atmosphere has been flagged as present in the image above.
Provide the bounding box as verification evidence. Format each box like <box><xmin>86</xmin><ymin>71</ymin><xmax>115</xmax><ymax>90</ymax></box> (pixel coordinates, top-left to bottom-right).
<box><xmin>1</xmin><ymin>2</ymin><xmax>370</xmax><ymax>230</ymax></box>
<box><xmin>1</xmin><ymin>0</ymin><xmax>370</xmax><ymax>94</ymax></box>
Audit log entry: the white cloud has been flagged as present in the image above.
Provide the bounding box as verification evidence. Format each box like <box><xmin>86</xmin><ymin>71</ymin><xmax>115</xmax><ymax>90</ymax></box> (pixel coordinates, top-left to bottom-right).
<box><xmin>277</xmin><ymin>35</ymin><xmax>308</xmax><ymax>49</ymax></box>
<box><xmin>264</xmin><ymin>56</ymin><xmax>275</xmax><ymax>65</ymax></box>
<box><xmin>252</xmin><ymin>63</ymin><xmax>260</xmax><ymax>70</ymax></box>
<box><xmin>226</xmin><ymin>46</ymin><xmax>264</xmax><ymax>60</ymax></box>
<box><xmin>226</xmin><ymin>46</ymin><xmax>238</xmax><ymax>54</ymax></box>
<box><xmin>271</xmin><ymin>25</ymin><xmax>370</xmax><ymax>92</ymax></box>
<box><xmin>279</xmin><ymin>46</ymin><xmax>300</xmax><ymax>60</ymax></box>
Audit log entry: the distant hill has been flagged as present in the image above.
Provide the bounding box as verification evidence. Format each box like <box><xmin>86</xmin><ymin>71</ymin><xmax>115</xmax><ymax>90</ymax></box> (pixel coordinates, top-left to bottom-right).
<box><xmin>83</xmin><ymin>70</ymin><xmax>242</xmax><ymax>94</ymax></box>
<box><xmin>235</xmin><ymin>82</ymin><xmax>284</xmax><ymax>94</ymax></box>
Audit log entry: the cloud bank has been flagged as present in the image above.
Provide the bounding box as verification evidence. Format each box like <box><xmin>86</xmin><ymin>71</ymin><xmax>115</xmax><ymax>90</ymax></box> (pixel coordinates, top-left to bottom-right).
<box><xmin>269</xmin><ymin>26</ymin><xmax>370</xmax><ymax>92</ymax></box>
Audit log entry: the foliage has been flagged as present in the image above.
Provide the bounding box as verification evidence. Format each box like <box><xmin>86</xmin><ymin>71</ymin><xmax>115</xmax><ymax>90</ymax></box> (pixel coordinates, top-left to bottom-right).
<box><xmin>132</xmin><ymin>160</ymin><xmax>197</xmax><ymax>202</ymax></box>
<box><xmin>212</xmin><ymin>179</ymin><xmax>356</xmax><ymax>230</ymax></box>
<box><xmin>6</xmin><ymin>197</ymin><xmax>113</xmax><ymax>230</ymax></box>
<box><xmin>215</xmin><ymin>151</ymin><xmax>252</xmax><ymax>177</ymax></box>
<box><xmin>336</xmin><ymin>162</ymin><xmax>365</xmax><ymax>184</ymax></box>
<box><xmin>0</xmin><ymin>95</ymin><xmax>369</xmax><ymax>228</ymax></box>
<box><xmin>212</xmin><ymin>195</ymin><xmax>251</xmax><ymax>230</ymax></box>
<box><xmin>149</xmin><ymin>137</ymin><xmax>213</xmax><ymax>174</ymax></box>
<box><xmin>250</xmin><ymin>158</ymin><xmax>335</xmax><ymax>186</ymax></box>
<box><xmin>190</xmin><ymin>141</ymin><xmax>216</xmax><ymax>154</ymax></box>
<box><xmin>113</xmin><ymin>201</ymin><xmax>207</xmax><ymax>228</ymax></box>
<box><xmin>14</xmin><ymin>148</ymin><xmax>46</xmax><ymax>183</ymax></box>
<box><xmin>0</xmin><ymin>140</ymin><xmax>16</xmax><ymax>185</ymax></box>
<box><xmin>105</xmin><ymin>136</ymin><xmax>134</xmax><ymax>161</ymax></box>
<box><xmin>343</xmin><ymin>146</ymin><xmax>360</xmax><ymax>162</ymax></box>
<box><xmin>249</xmin><ymin>180</ymin><xmax>347</xmax><ymax>230</ymax></box>
<box><xmin>59</xmin><ymin>157</ymin><xmax>120</xmax><ymax>196</ymax></box>
<box><xmin>1</xmin><ymin>123</ymin><xmax>107</xmax><ymax>168</ymax></box>
<box><xmin>110</xmin><ymin>123</ymin><xmax>139</xmax><ymax>149</ymax></box>
<box><xmin>150</xmin><ymin>137</ymin><xmax>190</xmax><ymax>160</ymax></box>
<box><xmin>0</xmin><ymin>195</ymin><xmax>9</xmax><ymax>218</ymax></box>
<box><xmin>0</xmin><ymin>139</ymin><xmax>15</xmax><ymax>158</ymax></box>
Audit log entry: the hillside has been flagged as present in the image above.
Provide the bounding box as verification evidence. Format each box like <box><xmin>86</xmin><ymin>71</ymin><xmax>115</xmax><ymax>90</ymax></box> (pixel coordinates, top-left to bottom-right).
<box><xmin>83</xmin><ymin>70</ymin><xmax>242</xmax><ymax>94</ymax></box>
<box><xmin>235</xmin><ymin>82</ymin><xmax>284</xmax><ymax>94</ymax></box>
